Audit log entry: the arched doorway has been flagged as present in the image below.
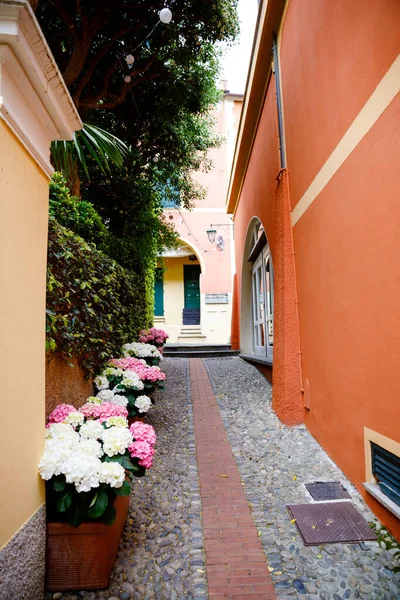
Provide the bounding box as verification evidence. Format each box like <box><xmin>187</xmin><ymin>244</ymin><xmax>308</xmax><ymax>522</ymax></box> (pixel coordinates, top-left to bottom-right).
<box><xmin>156</xmin><ymin>238</ymin><xmax>205</xmax><ymax>342</ymax></box>
<box><xmin>241</xmin><ymin>218</ymin><xmax>274</xmax><ymax>359</ymax></box>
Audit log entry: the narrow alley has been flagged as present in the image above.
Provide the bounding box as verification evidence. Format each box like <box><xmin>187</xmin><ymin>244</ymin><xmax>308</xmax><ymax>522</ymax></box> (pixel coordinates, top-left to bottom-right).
<box><xmin>49</xmin><ymin>358</ymin><xmax>400</xmax><ymax>600</ymax></box>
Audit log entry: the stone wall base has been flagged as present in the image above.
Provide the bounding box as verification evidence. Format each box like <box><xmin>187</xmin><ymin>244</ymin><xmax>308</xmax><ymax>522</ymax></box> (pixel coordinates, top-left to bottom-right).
<box><xmin>0</xmin><ymin>504</ymin><xmax>46</xmax><ymax>600</ymax></box>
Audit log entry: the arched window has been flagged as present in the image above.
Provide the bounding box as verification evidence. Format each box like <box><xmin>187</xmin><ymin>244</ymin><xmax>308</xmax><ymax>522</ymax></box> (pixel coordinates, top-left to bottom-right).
<box><xmin>249</xmin><ymin>223</ymin><xmax>274</xmax><ymax>358</ymax></box>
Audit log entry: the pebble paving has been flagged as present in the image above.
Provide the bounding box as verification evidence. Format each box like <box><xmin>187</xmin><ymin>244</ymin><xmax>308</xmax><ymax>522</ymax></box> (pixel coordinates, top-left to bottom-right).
<box><xmin>49</xmin><ymin>358</ymin><xmax>207</xmax><ymax>600</ymax></box>
<box><xmin>47</xmin><ymin>356</ymin><xmax>400</xmax><ymax>600</ymax></box>
<box><xmin>204</xmin><ymin>357</ymin><xmax>400</xmax><ymax>600</ymax></box>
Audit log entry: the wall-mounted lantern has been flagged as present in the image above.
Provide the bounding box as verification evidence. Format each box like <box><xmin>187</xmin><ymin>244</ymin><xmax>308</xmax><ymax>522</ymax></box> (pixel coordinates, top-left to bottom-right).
<box><xmin>206</xmin><ymin>228</ymin><xmax>217</xmax><ymax>244</ymax></box>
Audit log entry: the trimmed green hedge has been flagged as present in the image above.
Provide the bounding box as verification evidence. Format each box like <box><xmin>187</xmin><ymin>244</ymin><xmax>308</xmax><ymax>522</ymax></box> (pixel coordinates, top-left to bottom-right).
<box><xmin>46</xmin><ymin>218</ymin><xmax>148</xmax><ymax>374</ymax></box>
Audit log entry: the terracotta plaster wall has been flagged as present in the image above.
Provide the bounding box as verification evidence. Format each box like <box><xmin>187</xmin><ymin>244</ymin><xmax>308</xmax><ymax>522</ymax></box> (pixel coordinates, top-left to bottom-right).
<box><xmin>293</xmin><ymin>93</ymin><xmax>400</xmax><ymax>538</ymax></box>
<box><xmin>0</xmin><ymin>121</ymin><xmax>47</xmax><ymax>548</ymax></box>
<box><xmin>46</xmin><ymin>355</ymin><xmax>94</xmax><ymax>419</ymax></box>
<box><xmin>233</xmin><ymin>81</ymin><xmax>303</xmax><ymax>425</ymax></box>
<box><xmin>280</xmin><ymin>0</ymin><xmax>400</xmax><ymax>208</ymax></box>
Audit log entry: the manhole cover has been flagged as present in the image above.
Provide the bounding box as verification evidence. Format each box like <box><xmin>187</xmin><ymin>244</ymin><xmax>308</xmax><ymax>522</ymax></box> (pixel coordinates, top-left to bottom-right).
<box><xmin>305</xmin><ymin>481</ymin><xmax>351</xmax><ymax>501</ymax></box>
<box><xmin>287</xmin><ymin>502</ymin><xmax>377</xmax><ymax>545</ymax></box>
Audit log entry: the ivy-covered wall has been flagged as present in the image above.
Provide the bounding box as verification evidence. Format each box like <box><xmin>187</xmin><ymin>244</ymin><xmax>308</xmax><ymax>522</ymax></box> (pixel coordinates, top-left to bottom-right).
<box><xmin>46</xmin><ymin>218</ymin><xmax>149</xmax><ymax>376</ymax></box>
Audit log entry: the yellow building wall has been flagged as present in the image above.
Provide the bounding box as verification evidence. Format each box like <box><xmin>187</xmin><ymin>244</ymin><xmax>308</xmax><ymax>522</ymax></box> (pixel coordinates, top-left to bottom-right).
<box><xmin>163</xmin><ymin>256</ymin><xmax>190</xmax><ymax>341</ymax></box>
<box><xmin>0</xmin><ymin>120</ymin><xmax>48</xmax><ymax>548</ymax></box>
<box><xmin>162</xmin><ymin>256</ymin><xmax>232</xmax><ymax>344</ymax></box>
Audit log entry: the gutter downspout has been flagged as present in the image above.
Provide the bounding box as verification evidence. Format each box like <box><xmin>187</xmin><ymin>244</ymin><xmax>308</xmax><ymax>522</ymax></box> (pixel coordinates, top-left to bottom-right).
<box><xmin>272</xmin><ymin>32</ymin><xmax>286</xmax><ymax>169</ymax></box>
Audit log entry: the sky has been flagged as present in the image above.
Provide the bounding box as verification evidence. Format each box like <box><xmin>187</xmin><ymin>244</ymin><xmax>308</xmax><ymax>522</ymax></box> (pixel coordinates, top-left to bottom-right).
<box><xmin>221</xmin><ymin>0</ymin><xmax>259</xmax><ymax>94</ymax></box>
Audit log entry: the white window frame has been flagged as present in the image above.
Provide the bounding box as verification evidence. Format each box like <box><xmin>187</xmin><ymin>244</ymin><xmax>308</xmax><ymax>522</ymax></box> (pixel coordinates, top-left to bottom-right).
<box><xmin>251</xmin><ymin>245</ymin><xmax>274</xmax><ymax>359</ymax></box>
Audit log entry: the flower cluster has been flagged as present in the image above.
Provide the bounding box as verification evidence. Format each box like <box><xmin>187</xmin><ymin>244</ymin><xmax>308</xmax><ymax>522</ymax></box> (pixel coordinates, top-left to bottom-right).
<box><xmin>121</xmin><ymin>342</ymin><xmax>162</xmax><ymax>366</ymax></box>
<box><xmin>80</xmin><ymin>401</ymin><xmax>128</xmax><ymax>421</ymax></box>
<box><xmin>139</xmin><ymin>328</ymin><xmax>169</xmax><ymax>348</ymax></box>
<box><xmin>39</xmin><ymin>421</ymin><xmax>127</xmax><ymax>493</ymax></box>
<box><xmin>109</xmin><ymin>358</ymin><xmax>166</xmax><ymax>383</ymax></box>
<box><xmin>128</xmin><ymin>422</ymin><xmax>156</xmax><ymax>469</ymax></box>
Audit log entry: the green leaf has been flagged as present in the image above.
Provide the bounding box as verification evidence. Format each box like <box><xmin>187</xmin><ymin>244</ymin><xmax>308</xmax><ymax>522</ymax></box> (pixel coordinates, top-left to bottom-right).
<box><xmin>87</xmin><ymin>490</ymin><xmax>109</xmax><ymax>519</ymax></box>
<box><xmin>115</xmin><ymin>480</ymin><xmax>131</xmax><ymax>496</ymax></box>
<box><xmin>52</xmin><ymin>475</ymin><xmax>66</xmax><ymax>492</ymax></box>
<box><xmin>68</xmin><ymin>505</ymin><xmax>86</xmax><ymax>527</ymax></box>
<box><xmin>100</xmin><ymin>501</ymin><xmax>116</xmax><ymax>525</ymax></box>
<box><xmin>57</xmin><ymin>491</ymin><xmax>73</xmax><ymax>512</ymax></box>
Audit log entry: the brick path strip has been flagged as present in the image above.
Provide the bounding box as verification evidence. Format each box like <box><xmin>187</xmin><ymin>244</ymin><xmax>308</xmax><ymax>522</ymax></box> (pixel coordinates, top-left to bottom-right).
<box><xmin>190</xmin><ymin>358</ymin><xmax>277</xmax><ymax>600</ymax></box>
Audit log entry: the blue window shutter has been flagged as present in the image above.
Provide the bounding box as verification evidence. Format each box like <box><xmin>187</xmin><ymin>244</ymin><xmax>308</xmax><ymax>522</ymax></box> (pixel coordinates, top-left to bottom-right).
<box><xmin>371</xmin><ymin>443</ymin><xmax>400</xmax><ymax>507</ymax></box>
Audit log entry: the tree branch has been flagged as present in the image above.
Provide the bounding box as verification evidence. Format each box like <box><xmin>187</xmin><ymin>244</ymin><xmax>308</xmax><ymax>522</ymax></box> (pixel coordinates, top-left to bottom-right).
<box><xmin>80</xmin><ymin>72</ymin><xmax>158</xmax><ymax>110</ymax></box>
<box><xmin>79</xmin><ymin>56</ymin><xmax>157</xmax><ymax>109</ymax></box>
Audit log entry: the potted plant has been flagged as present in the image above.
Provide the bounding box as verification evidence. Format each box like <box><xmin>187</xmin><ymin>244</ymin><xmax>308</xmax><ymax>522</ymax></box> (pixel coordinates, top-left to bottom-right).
<box><xmin>39</xmin><ymin>404</ymin><xmax>156</xmax><ymax>591</ymax></box>
<box><xmin>121</xmin><ymin>341</ymin><xmax>163</xmax><ymax>366</ymax></box>
<box><xmin>105</xmin><ymin>359</ymin><xmax>166</xmax><ymax>422</ymax></box>
<box><xmin>139</xmin><ymin>327</ymin><xmax>169</xmax><ymax>349</ymax></box>
<box><xmin>94</xmin><ymin>365</ymin><xmax>156</xmax><ymax>422</ymax></box>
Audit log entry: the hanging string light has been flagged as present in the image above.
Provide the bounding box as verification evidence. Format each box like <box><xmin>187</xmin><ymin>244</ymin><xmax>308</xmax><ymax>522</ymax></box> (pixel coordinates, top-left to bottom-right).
<box><xmin>159</xmin><ymin>8</ymin><xmax>173</xmax><ymax>24</ymax></box>
<box><xmin>121</xmin><ymin>7</ymin><xmax>173</xmax><ymax>85</ymax></box>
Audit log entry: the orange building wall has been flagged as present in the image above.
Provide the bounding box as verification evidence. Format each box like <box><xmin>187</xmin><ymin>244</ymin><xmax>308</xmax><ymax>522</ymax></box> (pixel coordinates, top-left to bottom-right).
<box><xmin>280</xmin><ymin>0</ymin><xmax>400</xmax><ymax>208</ymax></box>
<box><xmin>293</xmin><ymin>93</ymin><xmax>400</xmax><ymax>537</ymax></box>
<box><xmin>232</xmin><ymin>0</ymin><xmax>400</xmax><ymax>537</ymax></box>
<box><xmin>232</xmin><ymin>80</ymin><xmax>303</xmax><ymax>425</ymax></box>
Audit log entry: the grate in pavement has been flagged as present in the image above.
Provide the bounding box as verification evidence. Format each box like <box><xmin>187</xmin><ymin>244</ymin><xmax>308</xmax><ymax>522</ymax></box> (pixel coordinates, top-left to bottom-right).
<box><xmin>305</xmin><ymin>481</ymin><xmax>351</xmax><ymax>501</ymax></box>
<box><xmin>287</xmin><ymin>502</ymin><xmax>378</xmax><ymax>545</ymax></box>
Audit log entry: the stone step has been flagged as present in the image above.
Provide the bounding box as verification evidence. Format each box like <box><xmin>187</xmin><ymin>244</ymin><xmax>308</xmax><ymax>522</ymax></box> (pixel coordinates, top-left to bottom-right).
<box><xmin>164</xmin><ymin>344</ymin><xmax>240</xmax><ymax>358</ymax></box>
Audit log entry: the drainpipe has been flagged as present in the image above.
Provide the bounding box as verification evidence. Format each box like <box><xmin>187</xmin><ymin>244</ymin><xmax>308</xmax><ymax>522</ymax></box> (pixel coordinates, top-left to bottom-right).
<box><xmin>272</xmin><ymin>32</ymin><xmax>286</xmax><ymax>169</ymax></box>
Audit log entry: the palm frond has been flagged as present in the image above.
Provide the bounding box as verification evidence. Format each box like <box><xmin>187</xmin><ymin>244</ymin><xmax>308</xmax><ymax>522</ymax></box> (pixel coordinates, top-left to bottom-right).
<box><xmin>51</xmin><ymin>124</ymin><xmax>129</xmax><ymax>179</ymax></box>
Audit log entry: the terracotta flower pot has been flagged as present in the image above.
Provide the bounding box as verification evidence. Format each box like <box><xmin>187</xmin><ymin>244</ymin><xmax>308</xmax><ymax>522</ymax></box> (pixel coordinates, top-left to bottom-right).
<box><xmin>46</xmin><ymin>494</ymin><xmax>129</xmax><ymax>591</ymax></box>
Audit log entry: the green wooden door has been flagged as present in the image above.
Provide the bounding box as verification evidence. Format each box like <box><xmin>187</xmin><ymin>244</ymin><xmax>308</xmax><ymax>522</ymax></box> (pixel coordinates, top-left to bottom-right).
<box><xmin>184</xmin><ymin>265</ymin><xmax>200</xmax><ymax>309</ymax></box>
<box><xmin>154</xmin><ymin>271</ymin><xmax>164</xmax><ymax>316</ymax></box>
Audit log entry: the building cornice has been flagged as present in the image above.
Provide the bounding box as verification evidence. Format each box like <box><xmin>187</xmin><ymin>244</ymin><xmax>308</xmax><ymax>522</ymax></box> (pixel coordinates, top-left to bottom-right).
<box><xmin>0</xmin><ymin>0</ymin><xmax>81</xmax><ymax>176</ymax></box>
<box><xmin>226</xmin><ymin>0</ymin><xmax>285</xmax><ymax>215</ymax></box>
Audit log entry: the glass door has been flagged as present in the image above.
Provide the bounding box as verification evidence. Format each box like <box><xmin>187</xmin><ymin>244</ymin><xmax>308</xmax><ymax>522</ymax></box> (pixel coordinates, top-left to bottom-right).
<box><xmin>251</xmin><ymin>247</ymin><xmax>273</xmax><ymax>358</ymax></box>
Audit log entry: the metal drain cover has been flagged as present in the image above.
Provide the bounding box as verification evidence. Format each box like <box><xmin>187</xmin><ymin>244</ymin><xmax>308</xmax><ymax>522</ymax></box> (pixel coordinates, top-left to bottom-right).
<box><xmin>305</xmin><ymin>481</ymin><xmax>351</xmax><ymax>501</ymax></box>
<box><xmin>287</xmin><ymin>502</ymin><xmax>377</xmax><ymax>545</ymax></box>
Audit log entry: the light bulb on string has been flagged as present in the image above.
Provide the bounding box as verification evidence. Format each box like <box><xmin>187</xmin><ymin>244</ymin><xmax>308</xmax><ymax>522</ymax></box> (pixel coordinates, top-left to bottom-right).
<box><xmin>124</xmin><ymin>75</ymin><xmax>132</xmax><ymax>83</ymax></box>
<box><xmin>125</xmin><ymin>54</ymin><xmax>135</xmax><ymax>65</ymax></box>
<box><xmin>159</xmin><ymin>8</ymin><xmax>172</xmax><ymax>24</ymax></box>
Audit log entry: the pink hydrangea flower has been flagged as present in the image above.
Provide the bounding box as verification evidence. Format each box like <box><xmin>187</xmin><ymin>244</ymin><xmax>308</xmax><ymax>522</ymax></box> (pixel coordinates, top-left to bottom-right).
<box><xmin>93</xmin><ymin>402</ymin><xmax>128</xmax><ymax>422</ymax></box>
<box><xmin>109</xmin><ymin>358</ymin><xmax>165</xmax><ymax>382</ymax></box>
<box><xmin>128</xmin><ymin>440</ymin><xmax>155</xmax><ymax>468</ymax></box>
<box><xmin>80</xmin><ymin>402</ymin><xmax>97</xmax><ymax>418</ymax></box>
<box><xmin>109</xmin><ymin>357</ymin><xmax>146</xmax><ymax>370</ymax></box>
<box><xmin>48</xmin><ymin>404</ymin><xmax>77</xmax><ymax>425</ymax></box>
<box><xmin>129</xmin><ymin>421</ymin><xmax>156</xmax><ymax>445</ymax></box>
<box><xmin>79</xmin><ymin>402</ymin><xmax>128</xmax><ymax>421</ymax></box>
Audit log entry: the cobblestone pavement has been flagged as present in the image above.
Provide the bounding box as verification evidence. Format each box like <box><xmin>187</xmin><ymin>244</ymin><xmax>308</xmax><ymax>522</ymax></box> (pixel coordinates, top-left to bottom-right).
<box><xmin>48</xmin><ymin>357</ymin><xmax>400</xmax><ymax>600</ymax></box>
<box><xmin>204</xmin><ymin>357</ymin><xmax>400</xmax><ymax>600</ymax></box>
<box><xmin>49</xmin><ymin>358</ymin><xmax>207</xmax><ymax>600</ymax></box>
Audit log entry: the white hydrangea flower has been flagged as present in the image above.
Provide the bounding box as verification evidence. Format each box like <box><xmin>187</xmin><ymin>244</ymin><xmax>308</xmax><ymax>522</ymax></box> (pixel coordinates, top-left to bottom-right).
<box><xmin>62</xmin><ymin>451</ymin><xmax>101</xmax><ymax>492</ymax></box>
<box><xmin>79</xmin><ymin>419</ymin><xmax>104</xmax><ymax>440</ymax></box>
<box><xmin>99</xmin><ymin>462</ymin><xmax>125</xmax><ymax>488</ymax></box>
<box><xmin>121</xmin><ymin>371</ymin><xmax>144</xmax><ymax>391</ymax></box>
<box><xmin>39</xmin><ymin>428</ymin><xmax>80</xmax><ymax>480</ymax></box>
<box><xmin>94</xmin><ymin>375</ymin><xmax>109</xmax><ymax>391</ymax></box>
<box><xmin>78</xmin><ymin>438</ymin><xmax>103</xmax><ymax>458</ymax></box>
<box><xmin>134</xmin><ymin>395</ymin><xmax>152</xmax><ymax>413</ymax></box>
<box><xmin>96</xmin><ymin>389</ymin><xmax>116</xmax><ymax>402</ymax></box>
<box><xmin>105</xmin><ymin>416</ymin><xmax>128</xmax><ymax>428</ymax></box>
<box><xmin>101</xmin><ymin>426</ymin><xmax>133</xmax><ymax>457</ymax></box>
<box><xmin>122</xmin><ymin>342</ymin><xmax>161</xmax><ymax>360</ymax></box>
<box><xmin>102</xmin><ymin>367</ymin><xmax>124</xmax><ymax>378</ymax></box>
<box><xmin>86</xmin><ymin>396</ymin><xmax>102</xmax><ymax>405</ymax></box>
<box><xmin>65</xmin><ymin>411</ymin><xmax>84</xmax><ymax>428</ymax></box>
<box><xmin>110</xmin><ymin>394</ymin><xmax>128</xmax><ymax>408</ymax></box>
<box><xmin>46</xmin><ymin>423</ymin><xmax>80</xmax><ymax>444</ymax></box>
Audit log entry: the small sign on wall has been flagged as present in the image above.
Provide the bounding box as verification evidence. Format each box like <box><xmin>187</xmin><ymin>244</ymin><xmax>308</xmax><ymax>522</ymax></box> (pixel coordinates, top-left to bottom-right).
<box><xmin>205</xmin><ymin>293</ymin><xmax>229</xmax><ymax>304</ymax></box>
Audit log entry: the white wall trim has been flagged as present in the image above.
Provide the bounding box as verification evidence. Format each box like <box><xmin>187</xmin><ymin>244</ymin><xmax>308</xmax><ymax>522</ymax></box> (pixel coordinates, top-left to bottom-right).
<box><xmin>292</xmin><ymin>53</ymin><xmax>400</xmax><ymax>226</ymax></box>
<box><xmin>0</xmin><ymin>0</ymin><xmax>81</xmax><ymax>176</ymax></box>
